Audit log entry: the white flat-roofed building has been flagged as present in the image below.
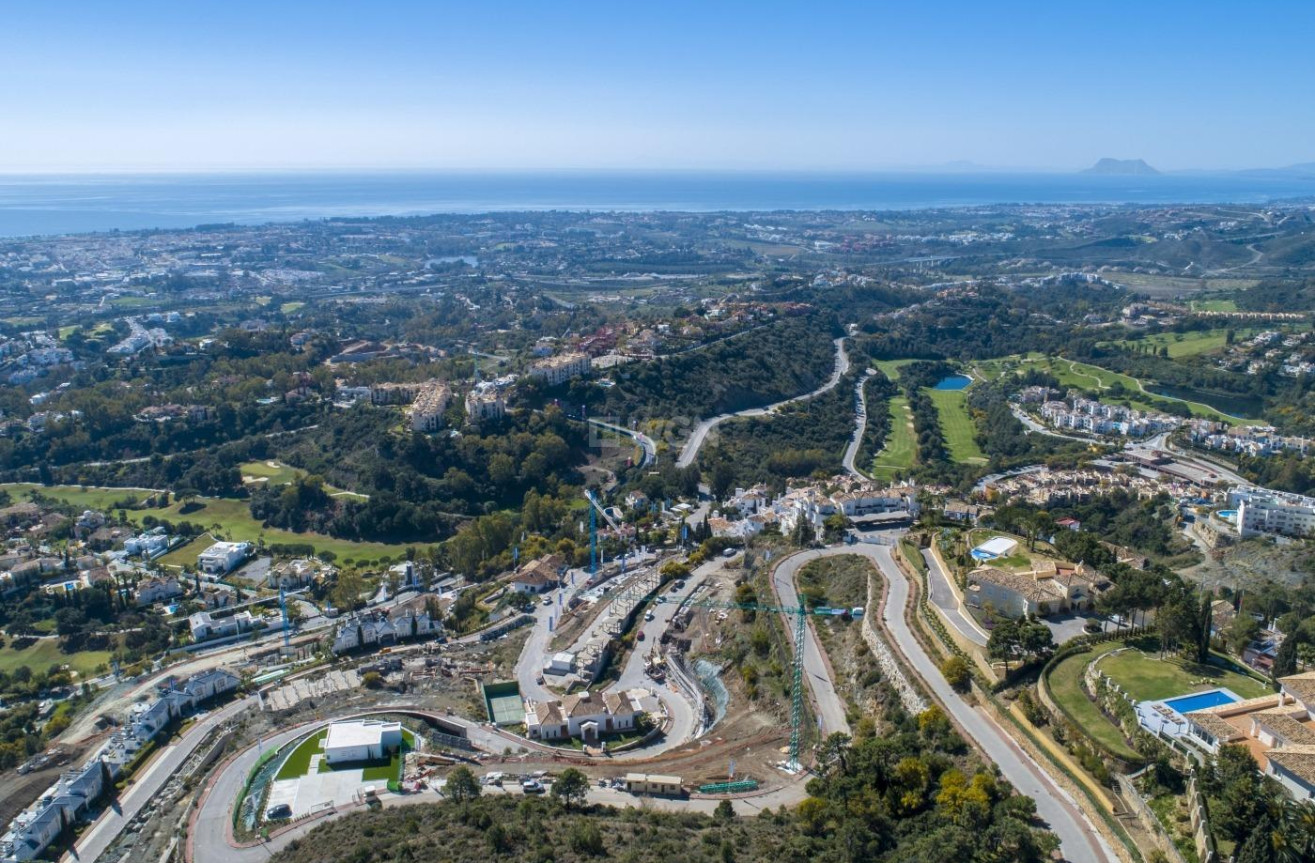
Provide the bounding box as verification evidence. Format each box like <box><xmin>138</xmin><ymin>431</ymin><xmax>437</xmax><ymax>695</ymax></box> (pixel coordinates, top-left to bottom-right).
<box><xmin>188</xmin><ymin>610</ymin><xmax>254</xmax><ymax>642</ymax></box>
<box><xmin>1230</xmin><ymin>488</ymin><xmax>1315</xmax><ymax>540</ymax></box>
<box><xmin>323</xmin><ymin>720</ymin><xmax>403</xmax><ymax>765</ymax></box>
<box><xmin>196</xmin><ymin>541</ymin><xmax>252</xmax><ymax>575</ymax></box>
<box><xmin>974</xmin><ymin>536</ymin><xmax>1019</xmax><ymax>558</ymax></box>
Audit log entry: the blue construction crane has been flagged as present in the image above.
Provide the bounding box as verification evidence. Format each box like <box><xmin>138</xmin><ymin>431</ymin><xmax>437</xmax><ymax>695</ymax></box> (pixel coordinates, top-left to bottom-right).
<box><xmin>613</xmin><ymin>580</ymin><xmax>839</xmax><ymax>770</ymax></box>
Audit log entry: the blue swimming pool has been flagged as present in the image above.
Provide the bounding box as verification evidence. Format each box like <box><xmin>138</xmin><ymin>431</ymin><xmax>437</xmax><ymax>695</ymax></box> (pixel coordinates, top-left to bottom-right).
<box><xmin>1217</xmin><ymin>509</ymin><xmax>1237</xmax><ymax>520</ymax></box>
<box><xmin>1163</xmin><ymin>689</ymin><xmax>1238</xmax><ymax>715</ymax></box>
<box><xmin>933</xmin><ymin>374</ymin><xmax>973</xmax><ymax>391</ymax></box>
<box><xmin>970</xmin><ymin>549</ymin><xmax>998</xmax><ymax>561</ymax></box>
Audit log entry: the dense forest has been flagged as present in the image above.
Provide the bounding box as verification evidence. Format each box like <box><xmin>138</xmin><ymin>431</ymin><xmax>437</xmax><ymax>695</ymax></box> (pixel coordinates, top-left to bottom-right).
<box><xmin>559</xmin><ymin>315</ymin><xmax>841</xmax><ymax>421</ymax></box>
<box><xmin>697</xmin><ymin>369</ymin><xmax>863</xmax><ymax>494</ymax></box>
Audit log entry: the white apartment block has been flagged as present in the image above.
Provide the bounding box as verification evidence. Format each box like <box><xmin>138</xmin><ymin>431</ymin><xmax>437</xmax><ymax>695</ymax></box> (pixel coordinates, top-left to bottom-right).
<box><xmin>464</xmin><ymin>388</ymin><xmax>507</xmax><ymax>422</ymax></box>
<box><xmin>1229</xmin><ymin>487</ymin><xmax>1315</xmax><ymax>539</ymax></box>
<box><xmin>408</xmin><ymin>383</ymin><xmax>452</xmax><ymax>432</ymax></box>
<box><xmin>527</xmin><ymin>352</ymin><xmax>591</xmax><ymax>387</ymax></box>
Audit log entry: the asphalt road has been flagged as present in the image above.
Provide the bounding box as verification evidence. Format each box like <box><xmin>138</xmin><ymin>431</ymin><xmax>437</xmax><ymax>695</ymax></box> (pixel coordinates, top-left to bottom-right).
<box><xmin>75</xmin><ymin>696</ymin><xmax>253</xmax><ymax>863</ymax></box>
<box><xmin>676</xmin><ymin>336</ymin><xmax>850</xmax><ymax>468</ymax></box>
<box><xmin>179</xmin><ymin>541</ymin><xmax>1116</xmax><ymax>863</ymax></box>
<box><xmin>767</xmin><ymin>549</ymin><xmax>852</xmax><ymax>739</ymax></box>
<box><xmin>921</xmin><ymin>547</ymin><xmax>988</xmax><ymax>647</ymax></box>
<box><xmin>865</xmin><ymin>544</ymin><xmax>1117</xmax><ymax>863</ymax></box>
<box><xmin>841</xmin><ymin>371</ymin><xmax>875</xmax><ymax>477</ymax></box>
<box><xmin>587</xmin><ymin>419</ymin><xmax>656</xmax><ymax>468</ymax></box>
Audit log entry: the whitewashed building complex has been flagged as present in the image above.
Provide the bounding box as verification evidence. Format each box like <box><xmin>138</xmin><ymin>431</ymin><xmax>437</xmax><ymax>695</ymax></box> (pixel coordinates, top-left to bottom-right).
<box><xmin>1228</xmin><ymin>487</ymin><xmax>1315</xmax><ymax>540</ymax></box>
<box><xmin>1</xmin><ymin>669</ymin><xmax>239</xmax><ymax>862</ymax></box>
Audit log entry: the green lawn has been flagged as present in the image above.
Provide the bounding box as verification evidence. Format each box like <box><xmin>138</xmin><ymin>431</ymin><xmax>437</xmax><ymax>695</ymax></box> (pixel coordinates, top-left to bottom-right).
<box><xmin>1045</xmin><ymin>642</ymin><xmax>1143</xmax><ymax>761</ymax></box>
<box><xmin>1190</xmin><ymin>298</ymin><xmax>1239</xmax><ymax>312</ymax></box>
<box><xmin>240</xmin><ymin>460</ymin><xmax>304</xmax><ymax>486</ymax></box>
<box><xmin>980</xmin><ymin>355</ymin><xmax>1256</xmax><ymax>426</ymax></box>
<box><xmin>275</xmin><ymin>728</ymin><xmax>413</xmax><ymax>782</ymax></box>
<box><xmin>276</xmin><ymin>729</ymin><xmax>327</xmax><ymax>780</ymax></box>
<box><xmin>1098</xmin><ymin>647</ymin><xmax>1271</xmax><ymax>702</ymax></box>
<box><xmin>0</xmin><ymin>638</ymin><xmax>112</xmax><ymax>677</ymax></box>
<box><xmin>1109</xmin><ymin>328</ymin><xmax>1258</xmax><ymax>359</ymax></box>
<box><xmin>240</xmin><ymin>461</ymin><xmax>368</xmax><ymax>500</ymax></box>
<box><xmin>870</xmin><ymin>396</ymin><xmax>915</xmax><ymax>478</ymax></box>
<box><xmin>875</xmin><ymin>359</ymin><xmax>916</xmax><ymax>382</ymax></box>
<box><xmin>926</xmin><ymin>388</ymin><xmax>987</xmax><ymax>464</ymax></box>
<box><xmin>360</xmin><ymin>731</ymin><xmax>414</xmax><ymax>782</ymax></box>
<box><xmin>3</xmin><ymin>484</ymin><xmax>404</xmax><ymax>565</ymax></box>
<box><xmin>281</xmin><ymin>301</ymin><xmax>306</xmax><ymax>314</ymax></box>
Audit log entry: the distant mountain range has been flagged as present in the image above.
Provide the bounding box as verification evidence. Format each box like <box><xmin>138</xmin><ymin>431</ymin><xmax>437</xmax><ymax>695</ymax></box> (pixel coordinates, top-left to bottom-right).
<box><xmin>1082</xmin><ymin>158</ymin><xmax>1160</xmax><ymax>176</ymax></box>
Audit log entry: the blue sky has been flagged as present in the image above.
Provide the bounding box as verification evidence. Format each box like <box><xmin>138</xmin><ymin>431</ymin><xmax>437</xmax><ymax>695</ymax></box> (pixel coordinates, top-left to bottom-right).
<box><xmin>3</xmin><ymin>1</ymin><xmax>1310</xmax><ymax>172</ymax></box>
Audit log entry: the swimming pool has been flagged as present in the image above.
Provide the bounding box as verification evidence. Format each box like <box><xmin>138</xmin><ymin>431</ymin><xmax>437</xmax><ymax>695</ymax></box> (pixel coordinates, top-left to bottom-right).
<box><xmin>970</xmin><ymin>549</ymin><xmax>998</xmax><ymax>561</ymax></box>
<box><xmin>1163</xmin><ymin>689</ymin><xmax>1238</xmax><ymax>715</ymax></box>
<box><xmin>1217</xmin><ymin>509</ymin><xmax>1237</xmax><ymax>521</ymax></box>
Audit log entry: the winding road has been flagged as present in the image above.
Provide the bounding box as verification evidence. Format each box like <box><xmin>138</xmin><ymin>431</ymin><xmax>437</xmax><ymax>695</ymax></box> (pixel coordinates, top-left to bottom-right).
<box><xmin>159</xmin><ymin>540</ymin><xmax>1115</xmax><ymax>863</ymax></box>
<box><xmin>841</xmin><ymin>370</ymin><xmax>875</xmax><ymax>477</ymax></box>
<box><xmin>586</xmin><ymin>419</ymin><xmax>656</xmax><ymax>468</ymax></box>
<box><xmin>676</xmin><ymin>336</ymin><xmax>850</xmax><ymax>468</ymax></box>
<box><xmin>864</xmin><ymin>543</ymin><xmax>1116</xmax><ymax>863</ymax></box>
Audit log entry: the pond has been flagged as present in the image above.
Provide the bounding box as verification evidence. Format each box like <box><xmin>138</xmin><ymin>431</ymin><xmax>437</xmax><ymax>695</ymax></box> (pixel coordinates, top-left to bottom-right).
<box><xmin>932</xmin><ymin>374</ymin><xmax>973</xmax><ymax>391</ymax></box>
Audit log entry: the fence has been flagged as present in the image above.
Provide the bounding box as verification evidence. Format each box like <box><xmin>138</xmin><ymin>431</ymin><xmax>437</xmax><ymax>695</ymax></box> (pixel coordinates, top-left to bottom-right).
<box><xmin>1186</xmin><ymin>773</ymin><xmax>1218</xmax><ymax>863</ymax></box>
<box><xmin>1116</xmin><ymin>774</ymin><xmax>1191</xmax><ymax>863</ymax></box>
<box><xmin>860</xmin><ymin>573</ymin><xmax>927</xmax><ymax>714</ymax></box>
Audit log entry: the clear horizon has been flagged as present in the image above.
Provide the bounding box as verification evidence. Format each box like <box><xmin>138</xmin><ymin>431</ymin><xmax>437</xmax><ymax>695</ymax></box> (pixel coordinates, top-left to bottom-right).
<box><xmin>0</xmin><ymin>161</ymin><xmax>1311</xmax><ymax>177</ymax></box>
<box><xmin>3</xmin><ymin>1</ymin><xmax>1312</xmax><ymax>173</ymax></box>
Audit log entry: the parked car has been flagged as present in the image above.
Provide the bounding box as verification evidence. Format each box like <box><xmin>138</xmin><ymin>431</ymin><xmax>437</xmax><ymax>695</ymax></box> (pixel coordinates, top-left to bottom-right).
<box><xmin>644</xmin><ymin>611</ymin><xmax>655</xmax><ymax>622</ymax></box>
<box><xmin>521</xmin><ymin>779</ymin><xmax>545</xmax><ymax>794</ymax></box>
<box><xmin>265</xmin><ymin>803</ymin><xmax>292</xmax><ymax>820</ymax></box>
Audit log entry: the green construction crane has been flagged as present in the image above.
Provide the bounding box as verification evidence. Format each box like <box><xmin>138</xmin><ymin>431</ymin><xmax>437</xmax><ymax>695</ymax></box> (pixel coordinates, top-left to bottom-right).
<box><xmin>614</xmin><ymin>580</ymin><xmax>844</xmax><ymax>770</ymax></box>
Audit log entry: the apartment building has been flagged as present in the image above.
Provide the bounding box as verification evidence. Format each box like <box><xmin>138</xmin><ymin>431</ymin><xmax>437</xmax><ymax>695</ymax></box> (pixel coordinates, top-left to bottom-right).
<box><xmin>408</xmin><ymin>382</ymin><xmax>452</xmax><ymax>432</ymax></box>
<box><xmin>464</xmin><ymin>387</ymin><xmax>507</xmax><ymax>422</ymax></box>
<box><xmin>527</xmin><ymin>352</ymin><xmax>591</xmax><ymax>386</ymax></box>
<box><xmin>1229</xmin><ymin>487</ymin><xmax>1315</xmax><ymax>539</ymax></box>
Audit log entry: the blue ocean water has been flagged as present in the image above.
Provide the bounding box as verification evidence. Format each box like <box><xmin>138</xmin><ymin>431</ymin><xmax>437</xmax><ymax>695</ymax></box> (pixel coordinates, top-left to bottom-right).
<box><xmin>0</xmin><ymin>171</ymin><xmax>1312</xmax><ymax>238</ymax></box>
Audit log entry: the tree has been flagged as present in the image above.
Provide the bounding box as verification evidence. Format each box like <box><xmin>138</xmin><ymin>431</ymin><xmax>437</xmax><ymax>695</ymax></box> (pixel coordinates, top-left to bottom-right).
<box><xmin>331</xmin><ymin>569</ymin><xmax>366</xmax><ymax>612</ymax></box>
<box><xmin>361</xmin><ymin>671</ymin><xmax>383</xmax><ymax>689</ymax></box>
<box><xmin>822</xmin><ymin>513</ymin><xmax>851</xmax><ymax>543</ymax></box>
<box><xmin>445</xmin><ymin>766</ymin><xmax>481</xmax><ymax>804</ymax></box>
<box><xmin>818</xmin><ymin>731</ymin><xmax>852</xmax><ymax>777</ymax></box>
<box><xmin>1018</xmin><ymin>621</ymin><xmax>1054</xmax><ymax>661</ymax></box>
<box><xmin>988</xmin><ymin>619</ymin><xmax>1021</xmax><ymax>671</ymax></box>
<box><xmin>551</xmin><ymin>767</ymin><xmax>589</xmax><ymax>810</ymax></box>
<box><xmin>713</xmin><ymin>798</ymin><xmax>736</xmax><ymax>823</ymax></box>
<box><xmin>791</xmin><ymin>516</ymin><xmax>815</xmax><ymax>548</ymax></box>
<box><xmin>1235</xmin><ymin>814</ymin><xmax>1278</xmax><ymax>863</ymax></box>
<box><xmin>940</xmin><ymin>655</ymin><xmax>971</xmax><ymax>691</ymax></box>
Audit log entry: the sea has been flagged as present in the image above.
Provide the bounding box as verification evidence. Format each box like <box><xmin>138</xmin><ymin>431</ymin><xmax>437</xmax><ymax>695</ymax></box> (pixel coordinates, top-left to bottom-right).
<box><xmin>0</xmin><ymin>170</ymin><xmax>1312</xmax><ymax>239</ymax></box>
